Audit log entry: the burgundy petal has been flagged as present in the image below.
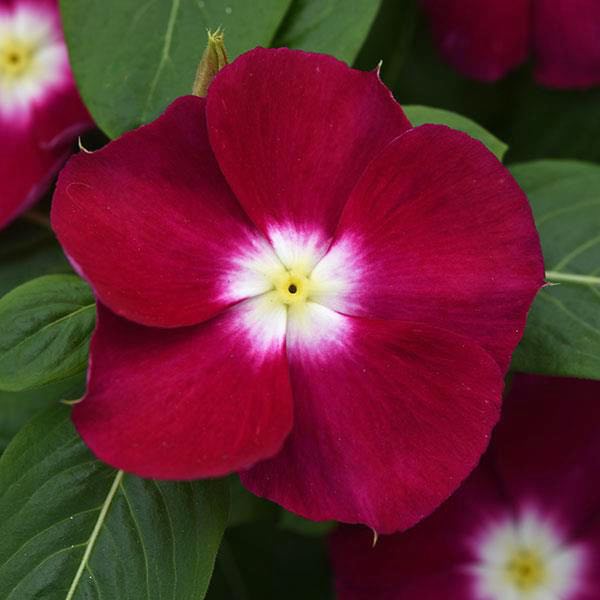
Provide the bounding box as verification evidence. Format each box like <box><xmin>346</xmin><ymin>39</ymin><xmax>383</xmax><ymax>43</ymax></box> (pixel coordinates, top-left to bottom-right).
<box><xmin>421</xmin><ymin>0</ymin><xmax>530</xmax><ymax>82</ymax></box>
<box><xmin>330</xmin><ymin>375</ymin><xmax>600</xmax><ymax>599</ymax></box>
<box><xmin>317</xmin><ymin>124</ymin><xmax>544</xmax><ymax>371</ymax></box>
<box><xmin>493</xmin><ymin>375</ymin><xmax>600</xmax><ymax>538</ymax></box>
<box><xmin>0</xmin><ymin>0</ymin><xmax>91</xmax><ymax>229</ymax></box>
<box><xmin>533</xmin><ymin>0</ymin><xmax>600</xmax><ymax>89</ymax></box>
<box><xmin>206</xmin><ymin>47</ymin><xmax>411</xmax><ymax>241</ymax></box>
<box><xmin>52</xmin><ymin>96</ymin><xmax>266</xmax><ymax>328</ymax></box>
<box><xmin>72</xmin><ymin>304</ymin><xmax>293</xmax><ymax>479</ymax></box>
<box><xmin>241</xmin><ymin>315</ymin><xmax>503</xmax><ymax>534</ymax></box>
<box><xmin>0</xmin><ymin>122</ymin><xmax>71</xmax><ymax>229</ymax></box>
<box><xmin>330</xmin><ymin>465</ymin><xmax>504</xmax><ymax>599</ymax></box>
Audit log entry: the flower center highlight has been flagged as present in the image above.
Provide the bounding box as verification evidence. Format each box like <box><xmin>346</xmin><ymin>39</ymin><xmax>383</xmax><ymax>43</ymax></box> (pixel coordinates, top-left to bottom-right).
<box><xmin>472</xmin><ymin>510</ymin><xmax>586</xmax><ymax>600</ymax></box>
<box><xmin>504</xmin><ymin>548</ymin><xmax>546</xmax><ymax>591</ymax></box>
<box><xmin>274</xmin><ymin>269</ymin><xmax>312</xmax><ymax>305</ymax></box>
<box><xmin>0</xmin><ymin>40</ymin><xmax>33</xmax><ymax>78</ymax></box>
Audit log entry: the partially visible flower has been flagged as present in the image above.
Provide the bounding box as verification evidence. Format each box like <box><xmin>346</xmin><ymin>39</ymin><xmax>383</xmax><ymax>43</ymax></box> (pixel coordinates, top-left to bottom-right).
<box><xmin>52</xmin><ymin>48</ymin><xmax>543</xmax><ymax>534</ymax></box>
<box><xmin>421</xmin><ymin>0</ymin><xmax>600</xmax><ymax>89</ymax></box>
<box><xmin>330</xmin><ymin>375</ymin><xmax>600</xmax><ymax>599</ymax></box>
<box><xmin>0</xmin><ymin>0</ymin><xmax>91</xmax><ymax>229</ymax></box>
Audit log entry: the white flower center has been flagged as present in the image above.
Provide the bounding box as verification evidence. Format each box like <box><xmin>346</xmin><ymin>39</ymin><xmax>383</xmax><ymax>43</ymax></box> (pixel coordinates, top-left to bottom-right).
<box><xmin>224</xmin><ymin>227</ymin><xmax>358</xmax><ymax>353</ymax></box>
<box><xmin>470</xmin><ymin>509</ymin><xmax>587</xmax><ymax>600</ymax></box>
<box><xmin>0</xmin><ymin>4</ymin><xmax>69</xmax><ymax>120</ymax></box>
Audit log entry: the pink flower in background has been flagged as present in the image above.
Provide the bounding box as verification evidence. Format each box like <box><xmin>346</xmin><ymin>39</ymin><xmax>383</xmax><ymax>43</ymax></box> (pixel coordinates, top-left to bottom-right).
<box><xmin>0</xmin><ymin>0</ymin><xmax>91</xmax><ymax>229</ymax></box>
<box><xmin>330</xmin><ymin>376</ymin><xmax>600</xmax><ymax>599</ymax></box>
<box><xmin>421</xmin><ymin>0</ymin><xmax>600</xmax><ymax>89</ymax></box>
<box><xmin>52</xmin><ymin>48</ymin><xmax>543</xmax><ymax>533</ymax></box>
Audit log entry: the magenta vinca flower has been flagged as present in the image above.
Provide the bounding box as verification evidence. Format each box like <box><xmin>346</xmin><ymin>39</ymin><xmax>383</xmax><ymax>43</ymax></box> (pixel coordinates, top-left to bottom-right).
<box><xmin>331</xmin><ymin>375</ymin><xmax>600</xmax><ymax>598</ymax></box>
<box><xmin>0</xmin><ymin>0</ymin><xmax>91</xmax><ymax>229</ymax></box>
<box><xmin>421</xmin><ymin>0</ymin><xmax>600</xmax><ymax>89</ymax></box>
<box><xmin>52</xmin><ymin>48</ymin><xmax>544</xmax><ymax>533</ymax></box>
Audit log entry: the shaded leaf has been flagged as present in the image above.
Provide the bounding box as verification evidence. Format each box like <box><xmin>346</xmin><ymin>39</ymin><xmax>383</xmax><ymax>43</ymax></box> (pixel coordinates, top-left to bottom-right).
<box><xmin>0</xmin><ymin>405</ymin><xmax>228</xmax><ymax>599</ymax></box>
<box><xmin>0</xmin><ymin>373</ymin><xmax>84</xmax><ymax>452</ymax></box>
<box><xmin>207</xmin><ymin>522</ymin><xmax>333</xmax><ymax>600</ymax></box>
<box><xmin>355</xmin><ymin>0</ymin><xmax>417</xmax><ymax>75</ymax></box>
<box><xmin>278</xmin><ymin>510</ymin><xmax>335</xmax><ymax>537</ymax></box>
<box><xmin>508</xmin><ymin>79</ymin><xmax>600</xmax><ymax>163</ymax></box>
<box><xmin>404</xmin><ymin>105</ymin><xmax>508</xmax><ymax>161</ymax></box>
<box><xmin>0</xmin><ymin>219</ymin><xmax>70</xmax><ymax>299</ymax></box>
<box><xmin>273</xmin><ymin>0</ymin><xmax>381</xmax><ymax>64</ymax></box>
<box><xmin>228</xmin><ymin>476</ymin><xmax>279</xmax><ymax>528</ymax></box>
<box><xmin>0</xmin><ymin>275</ymin><xmax>95</xmax><ymax>392</ymax></box>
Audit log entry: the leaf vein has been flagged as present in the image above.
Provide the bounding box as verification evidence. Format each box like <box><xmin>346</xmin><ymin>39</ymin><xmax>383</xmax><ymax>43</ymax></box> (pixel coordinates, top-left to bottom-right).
<box><xmin>65</xmin><ymin>470</ymin><xmax>124</xmax><ymax>600</ymax></box>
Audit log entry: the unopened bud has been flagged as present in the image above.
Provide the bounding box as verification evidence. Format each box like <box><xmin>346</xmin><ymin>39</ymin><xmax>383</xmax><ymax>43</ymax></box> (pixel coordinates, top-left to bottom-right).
<box><xmin>192</xmin><ymin>29</ymin><xmax>228</xmax><ymax>97</ymax></box>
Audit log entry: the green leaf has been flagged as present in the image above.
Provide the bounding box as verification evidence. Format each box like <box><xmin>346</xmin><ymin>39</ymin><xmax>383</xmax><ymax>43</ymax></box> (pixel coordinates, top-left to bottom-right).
<box><xmin>0</xmin><ymin>405</ymin><xmax>228</xmax><ymax>599</ymax></box>
<box><xmin>507</xmin><ymin>78</ymin><xmax>600</xmax><ymax>164</ymax></box>
<box><xmin>0</xmin><ymin>374</ymin><xmax>84</xmax><ymax>452</ymax></box>
<box><xmin>0</xmin><ymin>275</ymin><xmax>95</xmax><ymax>392</ymax></box>
<box><xmin>278</xmin><ymin>510</ymin><xmax>335</xmax><ymax>537</ymax></box>
<box><xmin>403</xmin><ymin>105</ymin><xmax>508</xmax><ymax>161</ymax></box>
<box><xmin>355</xmin><ymin>0</ymin><xmax>417</xmax><ymax>78</ymax></box>
<box><xmin>207</xmin><ymin>523</ymin><xmax>333</xmax><ymax>600</ymax></box>
<box><xmin>0</xmin><ymin>219</ymin><xmax>70</xmax><ymax>299</ymax></box>
<box><xmin>273</xmin><ymin>0</ymin><xmax>382</xmax><ymax>64</ymax></box>
<box><xmin>61</xmin><ymin>0</ymin><xmax>292</xmax><ymax>138</ymax></box>
<box><xmin>511</xmin><ymin>160</ymin><xmax>600</xmax><ymax>379</ymax></box>
<box><xmin>228</xmin><ymin>476</ymin><xmax>279</xmax><ymax>528</ymax></box>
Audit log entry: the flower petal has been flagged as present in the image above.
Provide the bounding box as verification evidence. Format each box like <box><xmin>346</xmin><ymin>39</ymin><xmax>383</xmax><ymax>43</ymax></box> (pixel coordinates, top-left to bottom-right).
<box><xmin>241</xmin><ymin>314</ymin><xmax>503</xmax><ymax>534</ymax></box>
<box><xmin>493</xmin><ymin>375</ymin><xmax>600</xmax><ymax>537</ymax></box>
<box><xmin>0</xmin><ymin>0</ymin><xmax>90</xmax><ymax>229</ymax></box>
<box><xmin>330</xmin><ymin>376</ymin><xmax>600</xmax><ymax>599</ymax></box>
<box><xmin>533</xmin><ymin>0</ymin><xmax>600</xmax><ymax>89</ymax></box>
<box><xmin>315</xmin><ymin>124</ymin><xmax>544</xmax><ymax>371</ymax></box>
<box><xmin>72</xmin><ymin>302</ymin><xmax>293</xmax><ymax>479</ymax></box>
<box><xmin>330</xmin><ymin>463</ymin><xmax>506</xmax><ymax>598</ymax></box>
<box><xmin>0</xmin><ymin>122</ymin><xmax>69</xmax><ymax>229</ymax></box>
<box><xmin>52</xmin><ymin>95</ymin><xmax>268</xmax><ymax>328</ymax></box>
<box><xmin>206</xmin><ymin>47</ymin><xmax>411</xmax><ymax>241</ymax></box>
<box><xmin>421</xmin><ymin>0</ymin><xmax>530</xmax><ymax>82</ymax></box>
<box><xmin>330</xmin><ymin>469</ymin><xmax>503</xmax><ymax>599</ymax></box>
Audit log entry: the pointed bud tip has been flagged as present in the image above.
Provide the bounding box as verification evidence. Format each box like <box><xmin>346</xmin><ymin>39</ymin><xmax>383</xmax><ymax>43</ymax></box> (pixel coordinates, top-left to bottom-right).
<box><xmin>192</xmin><ymin>28</ymin><xmax>229</xmax><ymax>97</ymax></box>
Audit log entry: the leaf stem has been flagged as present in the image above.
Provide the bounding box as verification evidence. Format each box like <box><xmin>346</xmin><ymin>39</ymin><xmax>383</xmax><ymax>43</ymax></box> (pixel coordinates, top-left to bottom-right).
<box><xmin>545</xmin><ymin>270</ymin><xmax>600</xmax><ymax>287</ymax></box>
<box><xmin>65</xmin><ymin>470</ymin><xmax>124</xmax><ymax>600</ymax></box>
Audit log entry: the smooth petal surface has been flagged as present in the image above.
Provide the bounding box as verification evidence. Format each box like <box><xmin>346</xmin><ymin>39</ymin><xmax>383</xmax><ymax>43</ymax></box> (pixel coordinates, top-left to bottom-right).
<box><xmin>533</xmin><ymin>0</ymin><xmax>600</xmax><ymax>89</ymax></box>
<box><xmin>73</xmin><ymin>304</ymin><xmax>293</xmax><ymax>479</ymax></box>
<box><xmin>421</xmin><ymin>0</ymin><xmax>530</xmax><ymax>82</ymax></box>
<box><xmin>330</xmin><ymin>466</ymin><xmax>504</xmax><ymax>600</ymax></box>
<box><xmin>53</xmin><ymin>96</ymin><xmax>266</xmax><ymax>328</ymax></box>
<box><xmin>0</xmin><ymin>0</ymin><xmax>91</xmax><ymax>229</ymax></box>
<box><xmin>0</xmin><ymin>122</ymin><xmax>69</xmax><ymax>229</ymax></box>
<box><xmin>206</xmin><ymin>47</ymin><xmax>411</xmax><ymax>241</ymax></box>
<box><xmin>0</xmin><ymin>88</ymin><xmax>90</xmax><ymax>229</ymax></box>
<box><xmin>330</xmin><ymin>375</ymin><xmax>600</xmax><ymax>600</ymax></box>
<box><xmin>317</xmin><ymin>125</ymin><xmax>543</xmax><ymax>371</ymax></box>
<box><xmin>493</xmin><ymin>375</ymin><xmax>600</xmax><ymax>537</ymax></box>
<box><xmin>241</xmin><ymin>315</ymin><xmax>503</xmax><ymax>534</ymax></box>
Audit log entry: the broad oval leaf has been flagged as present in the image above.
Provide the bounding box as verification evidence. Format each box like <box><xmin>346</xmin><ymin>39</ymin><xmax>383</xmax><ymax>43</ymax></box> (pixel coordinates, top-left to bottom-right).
<box><xmin>61</xmin><ymin>0</ymin><xmax>293</xmax><ymax>138</ymax></box>
<box><xmin>0</xmin><ymin>405</ymin><xmax>229</xmax><ymax>599</ymax></box>
<box><xmin>273</xmin><ymin>0</ymin><xmax>382</xmax><ymax>64</ymax></box>
<box><xmin>0</xmin><ymin>275</ymin><xmax>95</xmax><ymax>392</ymax></box>
<box><xmin>403</xmin><ymin>105</ymin><xmax>508</xmax><ymax>161</ymax></box>
<box><xmin>511</xmin><ymin>160</ymin><xmax>600</xmax><ymax>379</ymax></box>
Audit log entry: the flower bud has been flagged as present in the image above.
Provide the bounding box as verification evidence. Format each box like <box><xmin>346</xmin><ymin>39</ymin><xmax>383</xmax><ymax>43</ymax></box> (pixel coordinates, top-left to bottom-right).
<box><xmin>192</xmin><ymin>29</ymin><xmax>228</xmax><ymax>97</ymax></box>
